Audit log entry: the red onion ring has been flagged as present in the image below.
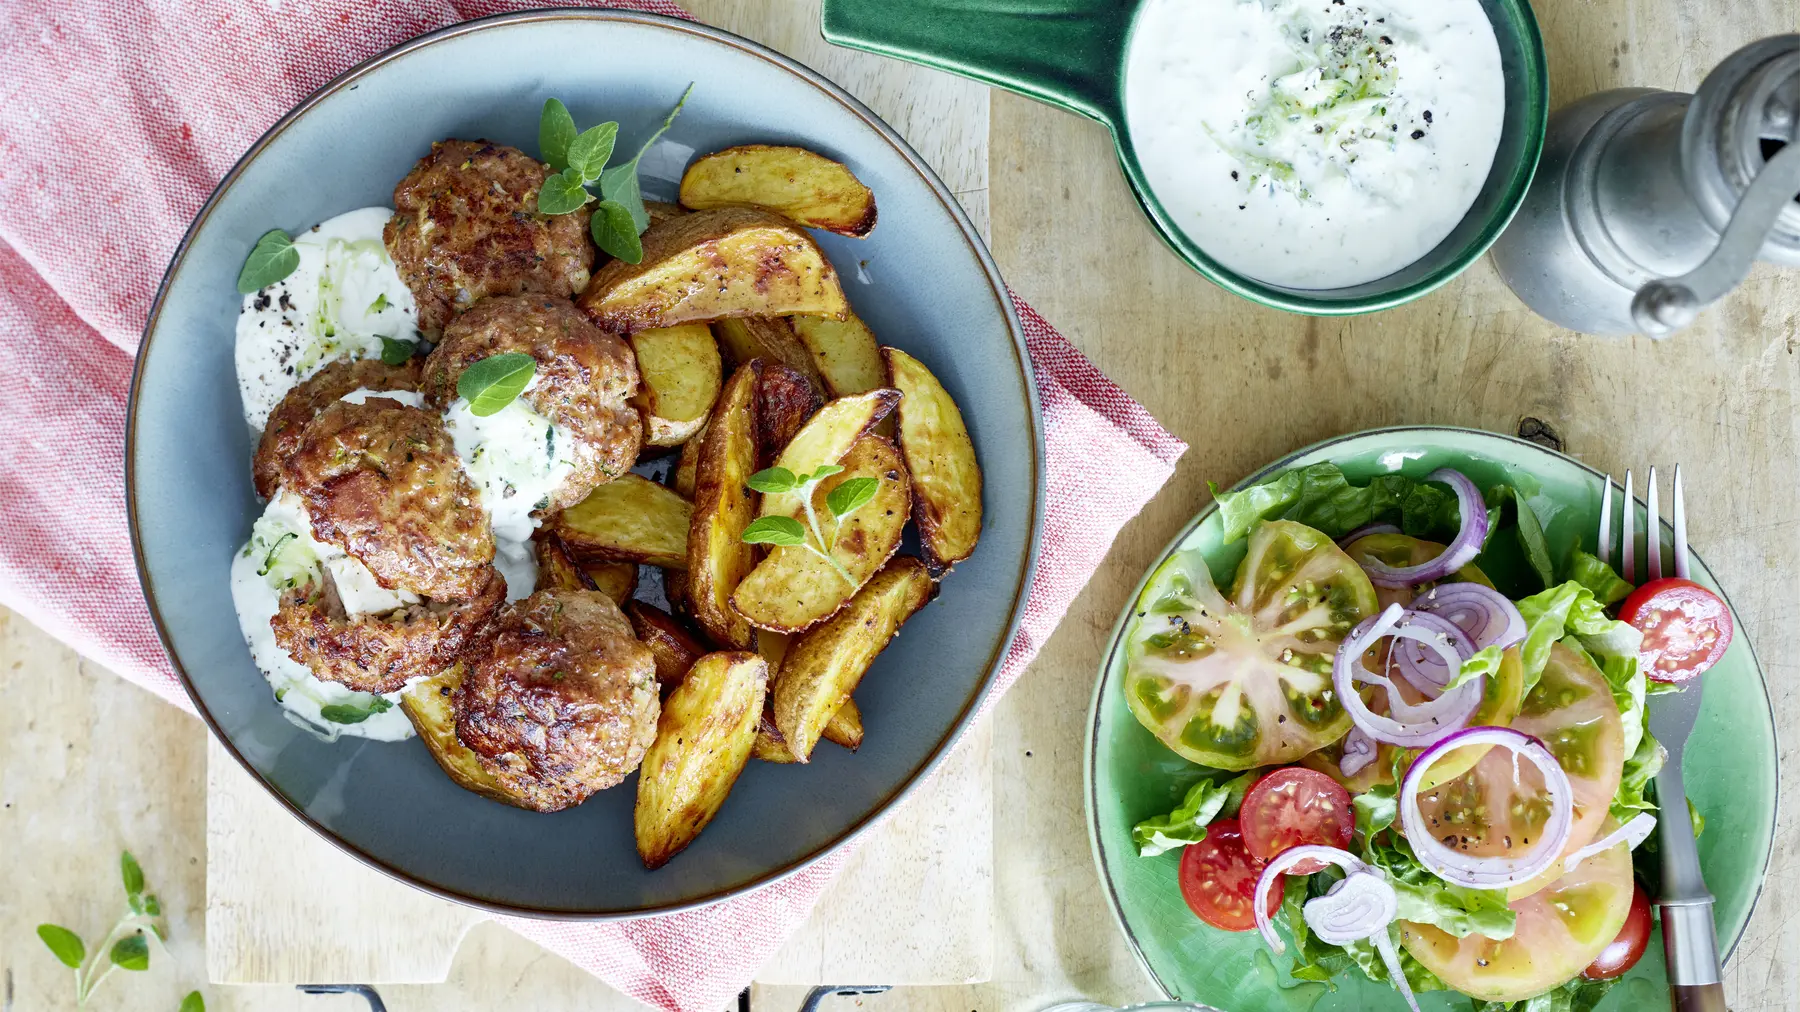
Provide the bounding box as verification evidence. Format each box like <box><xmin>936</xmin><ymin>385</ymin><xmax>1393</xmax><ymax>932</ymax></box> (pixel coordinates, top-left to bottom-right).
<box><xmin>1252</xmin><ymin>845</ymin><xmax>1376</xmax><ymax>953</ymax></box>
<box><xmin>1412</xmin><ymin>581</ymin><xmax>1526</xmax><ymax>651</ymax></box>
<box><xmin>1562</xmin><ymin>813</ymin><xmax>1657</xmax><ymax>873</ymax></box>
<box><xmin>1390</xmin><ymin>609</ymin><xmax>1476</xmax><ymax>693</ymax></box>
<box><xmin>1252</xmin><ymin>846</ymin><xmax>1417</xmax><ymax>1012</ymax></box>
<box><xmin>1373</xmin><ymin>926</ymin><xmax>1423</xmax><ymax>1012</ymax></box>
<box><xmin>1339</xmin><ymin>727</ymin><xmax>1377</xmax><ymax>777</ymax></box>
<box><xmin>1360</xmin><ymin>469</ymin><xmax>1488</xmax><ymax>588</ymax></box>
<box><xmin>1335</xmin><ymin>606</ymin><xmax>1484</xmax><ymax>747</ymax></box>
<box><xmin>1338</xmin><ymin>522</ymin><xmax>1402</xmax><ymax>547</ymax></box>
<box><xmin>1400</xmin><ymin>726</ymin><xmax>1575</xmax><ymax>889</ymax></box>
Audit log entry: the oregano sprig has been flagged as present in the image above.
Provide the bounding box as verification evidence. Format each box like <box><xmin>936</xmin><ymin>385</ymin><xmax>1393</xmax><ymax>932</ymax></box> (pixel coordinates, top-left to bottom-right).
<box><xmin>533</xmin><ymin>85</ymin><xmax>695</xmax><ymax>265</ymax></box>
<box><xmin>741</xmin><ymin>464</ymin><xmax>878</xmax><ymax>587</ymax></box>
<box><xmin>36</xmin><ymin>851</ymin><xmax>199</xmax><ymax>1008</ymax></box>
<box><xmin>457</xmin><ymin>352</ymin><xmax>537</xmax><ymax>417</ymax></box>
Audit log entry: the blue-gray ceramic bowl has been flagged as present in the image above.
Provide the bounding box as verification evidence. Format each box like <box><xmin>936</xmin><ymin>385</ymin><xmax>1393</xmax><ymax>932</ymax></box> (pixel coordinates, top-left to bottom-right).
<box><xmin>129</xmin><ymin>9</ymin><xmax>1043</xmax><ymax>918</ymax></box>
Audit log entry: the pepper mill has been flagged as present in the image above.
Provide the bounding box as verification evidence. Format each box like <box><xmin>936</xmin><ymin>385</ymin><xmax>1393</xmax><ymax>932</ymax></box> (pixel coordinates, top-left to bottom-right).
<box><xmin>1492</xmin><ymin>35</ymin><xmax>1800</xmax><ymax>337</ymax></box>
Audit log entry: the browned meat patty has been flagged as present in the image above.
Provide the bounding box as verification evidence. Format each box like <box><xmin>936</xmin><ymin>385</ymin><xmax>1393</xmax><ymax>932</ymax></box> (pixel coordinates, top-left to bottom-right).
<box><xmin>282</xmin><ymin>398</ymin><xmax>495</xmax><ymax>601</ymax></box>
<box><xmin>385</xmin><ymin>139</ymin><xmax>595</xmax><ymax>336</ymax></box>
<box><xmin>271</xmin><ymin>567</ymin><xmax>506</xmax><ymax>694</ymax></box>
<box><xmin>252</xmin><ymin>358</ymin><xmax>422</xmax><ymax>500</ymax></box>
<box><xmin>453</xmin><ymin>589</ymin><xmax>659</xmax><ymax>812</ymax></box>
<box><xmin>423</xmin><ymin>295</ymin><xmax>642</xmax><ymax>511</ymax></box>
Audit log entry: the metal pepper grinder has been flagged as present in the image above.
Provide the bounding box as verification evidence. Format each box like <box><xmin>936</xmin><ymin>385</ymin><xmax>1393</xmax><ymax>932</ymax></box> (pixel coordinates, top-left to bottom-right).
<box><xmin>1492</xmin><ymin>35</ymin><xmax>1800</xmax><ymax>336</ymax></box>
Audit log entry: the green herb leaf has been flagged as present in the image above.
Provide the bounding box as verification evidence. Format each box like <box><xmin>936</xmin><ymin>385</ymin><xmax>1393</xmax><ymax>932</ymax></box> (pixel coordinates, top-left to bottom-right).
<box><xmin>805</xmin><ymin>464</ymin><xmax>844</xmax><ymax>483</ymax></box>
<box><xmin>140</xmin><ymin>893</ymin><xmax>162</xmax><ymax>917</ymax></box>
<box><xmin>121</xmin><ymin>850</ymin><xmax>145</xmax><ymax>897</ymax></box>
<box><xmin>457</xmin><ymin>352</ymin><xmax>537</xmax><ymax>416</ymax></box>
<box><xmin>368</xmin><ymin>292</ymin><xmax>388</xmax><ymax>314</ymax></box>
<box><xmin>742</xmin><ymin>516</ymin><xmax>807</xmax><ymax>546</ymax></box>
<box><xmin>539</xmin><ymin>98</ymin><xmax>577</xmax><ymax>171</ymax></box>
<box><xmin>110</xmin><ymin>932</ymin><xmax>150</xmax><ymax>971</ymax></box>
<box><xmin>180</xmin><ymin>990</ymin><xmax>207</xmax><ymax>1012</ymax></box>
<box><xmin>590</xmin><ymin>199</ymin><xmax>644</xmax><ymax>264</ymax></box>
<box><xmin>318</xmin><ymin>696</ymin><xmax>394</xmax><ymax>725</ymax></box>
<box><xmin>537</xmin><ymin>167</ymin><xmax>592</xmax><ymax>215</ymax></box>
<box><xmin>236</xmin><ymin>230</ymin><xmax>300</xmax><ymax>294</ymax></box>
<box><xmin>566</xmin><ymin>121</ymin><xmax>619</xmax><ymax>182</ymax></box>
<box><xmin>36</xmin><ymin>924</ymin><xmax>84</xmax><ymax>968</ymax></box>
<box><xmin>826</xmin><ymin>477</ymin><xmax>879</xmax><ymax>520</ymax></box>
<box><xmin>599</xmin><ymin>83</ymin><xmax>695</xmax><ymax>234</ymax></box>
<box><xmin>745</xmin><ymin>467</ymin><xmax>801</xmax><ymax>495</ymax></box>
<box><xmin>379</xmin><ymin>337</ymin><xmax>416</xmax><ymax>366</ymax></box>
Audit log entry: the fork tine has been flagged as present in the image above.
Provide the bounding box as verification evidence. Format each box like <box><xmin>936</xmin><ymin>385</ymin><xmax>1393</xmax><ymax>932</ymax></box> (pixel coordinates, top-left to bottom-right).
<box><xmin>1622</xmin><ymin>469</ymin><xmax>1636</xmax><ymax>583</ymax></box>
<box><xmin>1673</xmin><ymin>464</ymin><xmax>1689</xmax><ymax>580</ymax></box>
<box><xmin>1598</xmin><ymin>476</ymin><xmax>1615</xmax><ymax>564</ymax></box>
<box><xmin>1647</xmin><ymin>466</ymin><xmax>1662</xmax><ymax>582</ymax></box>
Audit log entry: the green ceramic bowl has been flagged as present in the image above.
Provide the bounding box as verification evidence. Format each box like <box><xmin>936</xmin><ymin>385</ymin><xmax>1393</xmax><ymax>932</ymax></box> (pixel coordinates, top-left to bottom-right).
<box><xmin>822</xmin><ymin>0</ymin><xmax>1547</xmax><ymax>316</ymax></box>
<box><xmin>1085</xmin><ymin>427</ymin><xmax>1777</xmax><ymax>1010</ymax></box>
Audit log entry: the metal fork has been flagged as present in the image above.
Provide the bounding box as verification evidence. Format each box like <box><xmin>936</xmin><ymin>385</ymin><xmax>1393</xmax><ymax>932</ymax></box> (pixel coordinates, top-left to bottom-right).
<box><xmin>1598</xmin><ymin>466</ymin><xmax>1728</xmax><ymax>1012</ymax></box>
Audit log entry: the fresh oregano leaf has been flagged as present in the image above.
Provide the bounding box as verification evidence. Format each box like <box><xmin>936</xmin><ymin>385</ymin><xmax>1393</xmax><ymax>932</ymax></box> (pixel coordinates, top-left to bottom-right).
<box><xmin>745</xmin><ymin>467</ymin><xmax>801</xmax><ymax>495</ymax></box>
<box><xmin>825</xmin><ymin>477</ymin><xmax>879</xmax><ymax>519</ymax></box>
<box><xmin>537</xmin><ymin>167</ymin><xmax>592</xmax><ymax>215</ymax></box>
<box><xmin>36</xmin><ymin>924</ymin><xmax>84</xmax><ymax>968</ymax></box>
<box><xmin>318</xmin><ymin>696</ymin><xmax>395</xmax><ymax>725</ymax></box>
<box><xmin>539</xmin><ymin>98</ymin><xmax>577</xmax><ymax>172</ymax></box>
<box><xmin>236</xmin><ymin>230</ymin><xmax>299</xmax><ymax>294</ymax></box>
<box><xmin>742</xmin><ymin>516</ymin><xmax>807</xmax><ymax>546</ymax></box>
<box><xmin>121</xmin><ymin>850</ymin><xmax>145</xmax><ymax>897</ymax></box>
<box><xmin>566</xmin><ymin>122</ymin><xmax>619</xmax><ymax>182</ymax></box>
<box><xmin>457</xmin><ymin>353</ymin><xmax>536</xmax><ymax>416</ymax></box>
<box><xmin>380</xmin><ymin>337</ymin><xmax>416</xmax><ymax>366</ymax></box>
<box><xmin>601</xmin><ymin>83</ymin><xmax>695</xmax><ymax>233</ymax></box>
<box><xmin>805</xmin><ymin>464</ymin><xmax>845</xmax><ymax>483</ymax></box>
<box><xmin>180</xmin><ymin>991</ymin><xmax>206</xmax><ymax>1012</ymax></box>
<box><xmin>368</xmin><ymin>292</ymin><xmax>388</xmax><ymax>314</ymax></box>
<box><xmin>590</xmin><ymin>199</ymin><xmax>643</xmax><ymax>264</ymax></box>
<box><xmin>110</xmin><ymin>933</ymin><xmax>150</xmax><ymax>972</ymax></box>
<box><xmin>140</xmin><ymin>893</ymin><xmax>162</xmax><ymax>917</ymax></box>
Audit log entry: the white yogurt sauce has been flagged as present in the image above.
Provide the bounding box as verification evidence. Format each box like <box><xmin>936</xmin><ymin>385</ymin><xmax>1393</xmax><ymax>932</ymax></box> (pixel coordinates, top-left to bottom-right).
<box><xmin>1125</xmin><ymin>0</ymin><xmax>1505</xmax><ymax>289</ymax></box>
<box><xmin>235</xmin><ymin>206</ymin><xmax>418</xmax><ymax>431</ymax></box>
<box><xmin>444</xmin><ymin>380</ymin><xmax>573</xmax><ymax>603</ymax></box>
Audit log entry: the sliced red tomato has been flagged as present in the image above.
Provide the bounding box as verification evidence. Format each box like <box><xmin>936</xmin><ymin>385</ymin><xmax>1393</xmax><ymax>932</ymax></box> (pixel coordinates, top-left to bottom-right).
<box><xmin>1239</xmin><ymin>767</ymin><xmax>1353</xmax><ymax>873</ymax></box>
<box><xmin>1178</xmin><ymin>818</ymin><xmax>1281</xmax><ymax>932</ymax></box>
<box><xmin>1584</xmin><ymin>883</ymin><xmax>1652</xmax><ymax>980</ymax></box>
<box><xmin>1618</xmin><ymin>577</ymin><xmax>1733</xmax><ymax>683</ymax></box>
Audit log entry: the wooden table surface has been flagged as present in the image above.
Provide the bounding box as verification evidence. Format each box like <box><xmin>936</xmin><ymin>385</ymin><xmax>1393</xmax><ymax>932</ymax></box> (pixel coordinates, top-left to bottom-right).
<box><xmin>5</xmin><ymin>1</ymin><xmax>1799</xmax><ymax>1010</ymax></box>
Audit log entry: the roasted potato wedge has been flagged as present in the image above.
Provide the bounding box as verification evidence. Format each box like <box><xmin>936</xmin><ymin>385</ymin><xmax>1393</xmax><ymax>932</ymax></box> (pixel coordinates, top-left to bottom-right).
<box><xmin>731</xmin><ymin>434</ymin><xmax>911</xmax><ymax>633</ymax></box>
<box><xmin>628</xmin><ymin>323</ymin><xmax>723</xmax><ymax>447</ymax></box>
<box><xmin>672</xmin><ymin>417</ymin><xmax>705</xmax><ymax>499</ymax></box>
<box><xmin>712</xmin><ymin>317</ymin><xmax>827</xmax><ymax>394</ymax></box>
<box><xmin>644</xmin><ymin>199</ymin><xmax>687</xmax><ymax>227</ymax></box>
<box><xmin>533</xmin><ymin>531</ymin><xmax>594</xmax><ymax>593</ymax></box>
<box><xmin>774</xmin><ymin>555</ymin><xmax>934</xmax><ymax>760</ymax></box>
<box><xmin>758</xmin><ymin>388</ymin><xmax>901</xmax><ymax>520</ymax></box>
<box><xmin>752</xmin><ymin>709</ymin><xmax>799</xmax><ymax>764</ymax></box>
<box><xmin>680</xmin><ymin>145</ymin><xmax>877</xmax><ymax>237</ymax></box>
<box><xmin>634</xmin><ymin>651</ymin><xmax>768</xmax><ymax>869</ymax></box>
<box><xmin>626</xmin><ymin>601</ymin><xmax>707</xmax><ymax>689</ymax></box>
<box><xmin>400</xmin><ymin>664</ymin><xmax>532</xmax><ymax>809</ymax></box>
<box><xmin>791</xmin><ymin>312</ymin><xmax>885</xmax><ymax>397</ymax></box>
<box><xmin>884</xmin><ymin>348</ymin><xmax>983</xmax><ymax>576</ymax></box>
<box><xmin>822</xmin><ymin>696</ymin><xmax>864</xmax><ymax>751</ymax></box>
<box><xmin>687</xmin><ymin>362</ymin><xmax>761</xmax><ymax>649</ymax></box>
<box><xmin>553</xmin><ymin>474</ymin><xmax>692</xmax><ymax>570</ymax></box>
<box><xmin>757</xmin><ymin>362</ymin><xmax>823</xmax><ymax>469</ymax></box>
<box><xmin>579</xmin><ymin>208</ymin><xmax>849</xmax><ymax>332</ymax></box>
<box><xmin>585</xmin><ymin>561</ymin><xmax>638</xmax><ymax>603</ymax></box>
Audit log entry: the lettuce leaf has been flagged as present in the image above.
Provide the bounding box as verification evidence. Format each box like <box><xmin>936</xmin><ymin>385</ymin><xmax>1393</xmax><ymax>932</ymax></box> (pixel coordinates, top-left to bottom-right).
<box><xmin>1567</xmin><ymin>548</ymin><xmax>1634</xmax><ymax>606</ymax></box>
<box><xmin>1472</xmin><ymin>975</ymin><xmax>1615</xmax><ymax>1012</ymax></box>
<box><xmin>1131</xmin><ymin>771</ymin><xmax>1257</xmax><ymax>857</ymax></box>
<box><xmin>1210</xmin><ymin>463</ymin><xmax>1460</xmax><ymax>544</ymax></box>
<box><xmin>1280</xmin><ymin>874</ymin><xmax>1450</xmax><ymax>993</ymax></box>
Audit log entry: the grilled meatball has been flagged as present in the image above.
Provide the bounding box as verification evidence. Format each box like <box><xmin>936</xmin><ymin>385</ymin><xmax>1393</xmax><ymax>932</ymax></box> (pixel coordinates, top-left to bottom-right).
<box><xmin>423</xmin><ymin>295</ymin><xmax>642</xmax><ymax>511</ymax></box>
<box><xmin>454</xmin><ymin>589</ymin><xmax>659</xmax><ymax>812</ymax></box>
<box><xmin>252</xmin><ymin>358</ymin><xmax>421</xmax><ymax>500</ymax></box>
<box><xmin>385</xmin><ymin>139</ymin><xmax>595</xmax><ymax>336</ymax></box>
<box><xmin>271</xmin><ymin>567</ymin><xmax>506</xmax><ymax>694</ymax></box>
<box><xmin>282</xmin><ymin>398</ymin><xmax>495</xmax><ymax>600</ymax></box>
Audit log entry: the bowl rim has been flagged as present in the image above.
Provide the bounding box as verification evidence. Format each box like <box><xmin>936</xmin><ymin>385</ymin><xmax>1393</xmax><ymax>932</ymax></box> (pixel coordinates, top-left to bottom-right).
<box><xmin>126</xmin><ymin>6</ymin><xmax>1046</xmax><ymax>919</ymax></box>
<box><xmin>1081</xmin><ymin>424</ymin><xmax>1778</xmax><ymax>998</ymax></box>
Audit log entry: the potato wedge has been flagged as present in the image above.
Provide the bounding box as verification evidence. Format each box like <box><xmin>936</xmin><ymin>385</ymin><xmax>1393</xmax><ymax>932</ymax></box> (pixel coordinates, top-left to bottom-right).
<box><xmin>731</xmin><ymin>434</ymin><xmax>911</xmax><ymax>633</ymax></box>
<box><xmin>822</xmin><ymin>696</ymin><xmax>864</xmax><ymax>751</ymax></box>
<box><xmin>680</xmin><ymin>145</ymin><xmax>878</xmax><ymax>237</ymax></box>
<box><xmin>533</xmin><ymin>531</ymin><xmax>594</xmax><ymax>593</ymax></box>
<box><xmin>774</xmin><ymin>556</ymin><xmax>934</xmax><ymax>759</ymax></box>
<box><xmin>752</xmin><ymin>709</ymin><xmax>799</xmax><ymax>764</ymax></box>
<box><xmin>553</xmin><ymin>474</ymin><xmax>692</xmax><ymax>569</ymax></box>
<box><xmin>757</xmin><ymin>362</ymin><xmax>823</xmax><ymax>469</ymax></box>
<box><xmin>628</xmin><ymin>323</ymin><xmax>723</xmax><ymax>447</ymax></box>
<box><xmin>626</xmin><ymin>601</ymin><xmax>707</xmax><ymax>689</ymax></box>
<box><xmin>884</xmin><ymin>348</ymin><xmax>983</xmax><ymax>576</ymax></box>
<box><xmin>635</xmin><ymin>651</ymin><xmax>768</xmax><ymax>869</ymax></box>
<box><xmin>579</xmin><ymin>208</ymin><xmax>849</xmax><ymax>332</ymax></box>
<box><xmin>687</xmin><ymin>362</ymin><xmax>761</xmax><ymax>649</ymax></box>
<box><xmin>400</xmin><ymin>664</ymin><xmax>532</xmax><ymax>809</ymax></box>
<box><xmin>712</xmin><ymin>317</ymin><xmax>827</xmax><ymax>394</ymax></box>
<box><xmin>644</xmin><ymin>199</ymin><xmax>687</xmax><ymax>227</ymax></box>
<box><xmin>585</xmin><ymin>561</ymin><xmax>638</xmax><ymax>604</ymax></box>
<box><xmin>758</xmin><ymin>388</ymin><xmax>901</xmax><ymax>520</ymax></box>
<box><xmin>791</xmin><ymin>312</ymin><xmax>885</xmax><ymax>397</ymax></box>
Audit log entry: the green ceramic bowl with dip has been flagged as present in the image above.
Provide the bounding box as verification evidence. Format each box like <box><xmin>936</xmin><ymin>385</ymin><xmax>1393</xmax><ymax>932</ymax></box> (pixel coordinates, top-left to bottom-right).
<box><xmin>822</xmin><ymin>0</ymin><xmax>1548</xmax><ymax>316</ymax></box>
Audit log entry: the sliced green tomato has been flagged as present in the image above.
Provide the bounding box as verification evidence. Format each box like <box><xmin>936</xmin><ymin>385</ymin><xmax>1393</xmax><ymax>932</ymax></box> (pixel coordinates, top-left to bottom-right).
<box><xmin>1344</xmin><ymin>533</ymin><xmax>1495</xmax><ymax>610</ymax></box>
<box><xmin>1409</xmin><ymin>642</ymin><xmax>1624</xmax><ymax>891</ymax></box>
<box><xmin>1400</xmin><ymin>836</ymin><xmax>1635</xmax><ymax>1003</ymax></box>
<box><xmin>1125</xmin><ymin>521</ymin><xmax>1378</xmax><ymax>771</ymax></box>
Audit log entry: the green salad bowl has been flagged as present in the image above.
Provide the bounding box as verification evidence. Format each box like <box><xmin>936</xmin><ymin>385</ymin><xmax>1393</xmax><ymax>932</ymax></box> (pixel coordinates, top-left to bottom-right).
<box><xmin>1086</xmin><ymin>427</ymin><xmax>1776</xmax><ymax>1010</ymax></box>
<box><xmin>821</xmin><ymin>0</ymin><xmax>1548</xmax><ymax>316</ymax></box>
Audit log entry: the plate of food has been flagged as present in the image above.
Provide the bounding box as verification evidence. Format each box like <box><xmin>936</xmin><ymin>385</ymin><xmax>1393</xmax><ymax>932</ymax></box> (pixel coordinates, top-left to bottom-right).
<box><xmin>1087</xmin><ymin>427</ymin><xmax>1775</xmax><ymax>1010</ymax></box>
<box><xmin>129</xmin><ymin>9</ymin><xmax>1041</xmax><ymax>916</ymax></box>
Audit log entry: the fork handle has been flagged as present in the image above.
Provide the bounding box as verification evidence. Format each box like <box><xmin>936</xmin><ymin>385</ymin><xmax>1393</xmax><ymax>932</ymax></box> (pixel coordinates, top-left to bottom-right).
<box><xmin>1670</xmin><ymin>983</ymin><xmax>1729</xmax><ymax>1012</ymax></box>
<box><xmin>1661</xmin><ymin>898</ymin><xmax>1728</xmax><ymax>1010</ymax></box>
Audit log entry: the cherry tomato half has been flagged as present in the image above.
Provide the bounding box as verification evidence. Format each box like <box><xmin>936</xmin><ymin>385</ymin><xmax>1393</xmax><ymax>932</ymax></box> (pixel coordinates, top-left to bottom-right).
<box><xmin>1178</xmin><ymin>818</ymin><xmax>1282</xmax><ymax>932</ymax></box>
<box><xmin>1618</xmin><ymin>578</ymin><xmax>1734</xmax><ymax>683</ymax></box>
<box><xmin>1240</xmin><ymin>767</ymin><xmax>1355</xmax><ymax>873</ymax></box>
<box><xmin>1583</xmin><ymin>883</ymin><xmax>1652</xmax><ymax>980</ymax></box>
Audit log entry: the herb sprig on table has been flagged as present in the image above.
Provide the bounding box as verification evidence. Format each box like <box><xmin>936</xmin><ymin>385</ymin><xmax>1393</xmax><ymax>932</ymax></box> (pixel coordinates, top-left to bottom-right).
<box><xmin>536</xmin><ymin>85</ymin><xmax>695</xmax><ymax>264</ymax></box>
<box><xmin>36</xmin><ymin>850</ymin><xmax>205</xmax><ymax>1011</ymax></box>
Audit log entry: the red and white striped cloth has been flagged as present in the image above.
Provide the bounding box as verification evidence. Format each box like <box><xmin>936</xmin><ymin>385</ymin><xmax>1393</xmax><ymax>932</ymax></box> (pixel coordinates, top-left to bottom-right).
<box><xmin>0</xmin><ymin>2</ymin><xmax>1186</xmax><ymax>1009</ymax></box>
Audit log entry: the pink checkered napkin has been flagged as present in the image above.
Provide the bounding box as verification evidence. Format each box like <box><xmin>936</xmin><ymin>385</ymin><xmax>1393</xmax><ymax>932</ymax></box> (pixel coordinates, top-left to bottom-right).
<box><xmin>0</xmin><ymin>2</ymin><xmax>1187</xmax><ymax>1009</ymax></box>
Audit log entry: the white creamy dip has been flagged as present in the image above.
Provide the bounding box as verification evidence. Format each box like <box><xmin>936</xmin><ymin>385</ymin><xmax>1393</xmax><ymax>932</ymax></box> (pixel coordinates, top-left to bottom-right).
<box><xmin>1125</xmin><ymin>0</ymin><xmax>1505</xmax><ymax>289</ymax></box>
<box><xmin>444</xmin><ymin>379</ymin><xmax>573</xmax><ymax>602</ymax></box>
<box><xmin>235</xmin><ymin>206</ymin><xmax>418</xmax><ymax>431</ymax></box>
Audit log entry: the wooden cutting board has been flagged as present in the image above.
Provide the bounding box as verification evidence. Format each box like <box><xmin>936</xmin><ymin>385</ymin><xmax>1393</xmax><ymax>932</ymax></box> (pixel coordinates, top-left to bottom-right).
<box><xmin>205</xmin><ymin>0</ymin><xmax>997</xmax><ymax>991</ymax></box>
